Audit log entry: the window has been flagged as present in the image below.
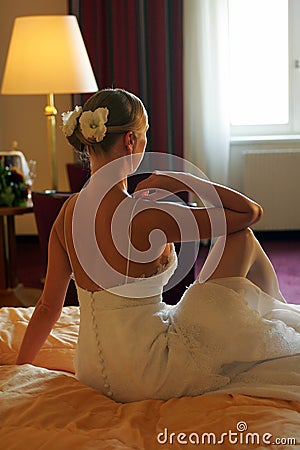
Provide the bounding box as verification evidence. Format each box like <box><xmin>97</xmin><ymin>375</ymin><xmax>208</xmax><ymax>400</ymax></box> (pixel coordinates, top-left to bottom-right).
<box><xmin>228</xmin><ymin>0</ymin><xmax>300</xmax><ymax>136</ymax></box>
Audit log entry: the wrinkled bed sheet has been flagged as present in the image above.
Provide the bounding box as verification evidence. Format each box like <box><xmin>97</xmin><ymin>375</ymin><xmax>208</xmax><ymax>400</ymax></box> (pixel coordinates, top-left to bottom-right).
<box><xmin>0</xmin><ymin>306</ymin><xmax>78</xmax><ymax>373</ymax></box>
<box><xmin>1</xmin><ymin>307</ymin><xmax>300</xmax><ymax>449</ymax></box>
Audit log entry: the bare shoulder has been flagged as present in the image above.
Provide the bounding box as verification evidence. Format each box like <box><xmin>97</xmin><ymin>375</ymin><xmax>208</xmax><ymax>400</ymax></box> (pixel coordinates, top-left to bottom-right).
<box><xmin>51</xmin><ymin>193</ymin><xmax>78</xmax><ymax>249</ymax></box>
<box><xmin>132</xmin><ymin>197</ymin><xmax>212</xmax><ymax>243</ymax></box>
<box><xmin>131</xmin><ymin>198</ymin><xmax>187</xmax><ymax>245</ymax></box>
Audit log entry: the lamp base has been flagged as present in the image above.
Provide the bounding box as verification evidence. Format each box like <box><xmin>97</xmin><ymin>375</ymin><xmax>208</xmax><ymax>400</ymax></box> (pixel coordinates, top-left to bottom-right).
<box><xmin>44</xmin><ymin>93</ymin><xmax>58</xmax><ymax>191</ymax></box>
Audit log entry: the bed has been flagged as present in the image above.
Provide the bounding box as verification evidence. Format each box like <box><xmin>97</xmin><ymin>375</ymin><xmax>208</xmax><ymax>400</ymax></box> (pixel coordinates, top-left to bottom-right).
<box><xmin>1</xmin><ymin>306</ymin><xmax>300</xmax><ymax>449</ymax></box>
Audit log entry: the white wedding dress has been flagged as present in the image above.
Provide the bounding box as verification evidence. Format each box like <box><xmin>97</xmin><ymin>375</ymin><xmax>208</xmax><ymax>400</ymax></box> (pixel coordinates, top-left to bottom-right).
<box><xmin>74</xmin><ymin>244</ymin><xmax>300</xmax><ymax>403</ymax></box>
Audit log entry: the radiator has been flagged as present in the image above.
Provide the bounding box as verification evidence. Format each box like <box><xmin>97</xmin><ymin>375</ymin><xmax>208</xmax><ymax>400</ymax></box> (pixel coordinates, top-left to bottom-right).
<box><xmin>242</xmin><ymin>149</ymin><xmax>300</xmax><ymax>231</ymax></box>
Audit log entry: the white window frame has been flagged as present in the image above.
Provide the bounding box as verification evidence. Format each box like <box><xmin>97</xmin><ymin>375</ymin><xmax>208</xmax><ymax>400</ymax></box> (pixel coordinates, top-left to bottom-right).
<box><xmin>230</xmin><ymin>0</ymin><xmax>300</xmax><ymax>138</ymax></box>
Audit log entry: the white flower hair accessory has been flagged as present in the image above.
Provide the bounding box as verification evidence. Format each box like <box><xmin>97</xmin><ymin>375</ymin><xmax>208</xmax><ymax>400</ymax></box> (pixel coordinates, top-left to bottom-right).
<box><xmin>61</xmin><ymin>106</ymin><xmax>83</xmax><ymax>137</ymax></box>
<box><xmin>79</xmin><ymin>107</ymin><xmax>109</xmax><ymax>143</ymax></box>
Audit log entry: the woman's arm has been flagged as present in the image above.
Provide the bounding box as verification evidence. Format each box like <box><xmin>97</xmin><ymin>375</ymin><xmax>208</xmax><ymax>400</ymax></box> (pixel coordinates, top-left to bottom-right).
<box><xmin>135</xmin><ymin>171</ymin><xmax>262</xmax><ymax>217</ymax></box>
<box><xmin>132</xmin><ymin>171</ymin><xmax>263</xmax><ymax>244</ymax></box>
<box><xmin>16</xmin><ymin>213</ymin><xmax>72</xmax><ymax>365</ymax></box>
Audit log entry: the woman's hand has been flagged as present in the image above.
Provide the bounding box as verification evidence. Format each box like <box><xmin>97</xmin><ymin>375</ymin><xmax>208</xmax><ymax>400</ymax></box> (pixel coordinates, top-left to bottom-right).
<box><xmin>133</xmin><ymin>171</ymin><xmax>188</xmax><ymax>200</ymax></box>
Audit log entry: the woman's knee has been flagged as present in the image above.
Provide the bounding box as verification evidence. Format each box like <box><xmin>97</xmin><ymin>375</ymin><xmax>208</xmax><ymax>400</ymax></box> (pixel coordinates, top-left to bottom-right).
<box><xmin>227</xmin><ymin>227</ymin><xmax>255</xmax><ymax>247</ymax></box>
<box><xmin>226</xmin><ymin>227</ymin><xmax>256</xmax><ymax>265</ymax></box>
<box><xmin>202</xmin><ymin>228</ymin><xmax>256</xmax><ymax>280</ymax></box>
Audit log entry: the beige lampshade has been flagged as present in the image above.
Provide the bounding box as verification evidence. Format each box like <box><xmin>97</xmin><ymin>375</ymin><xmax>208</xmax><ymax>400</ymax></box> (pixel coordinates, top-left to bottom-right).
<box><xmin>1</xmin><ymin>15</ymin><xmax>98</xmax><ymax>95</ymax></box>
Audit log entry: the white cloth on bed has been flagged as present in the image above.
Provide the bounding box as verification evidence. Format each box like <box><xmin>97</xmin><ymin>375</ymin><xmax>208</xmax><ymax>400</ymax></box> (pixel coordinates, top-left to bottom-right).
<box><xmin>74</xmin><ymin>244</ymin><xmax>300</xmax><ymax>403</ymax></box>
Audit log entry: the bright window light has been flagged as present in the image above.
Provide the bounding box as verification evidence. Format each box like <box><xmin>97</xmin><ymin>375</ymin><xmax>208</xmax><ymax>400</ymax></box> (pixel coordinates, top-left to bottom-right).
<box><xmin>228</xmin><ymin>0</ymin><xmax>289</xmax><ymax>126</ymax></box>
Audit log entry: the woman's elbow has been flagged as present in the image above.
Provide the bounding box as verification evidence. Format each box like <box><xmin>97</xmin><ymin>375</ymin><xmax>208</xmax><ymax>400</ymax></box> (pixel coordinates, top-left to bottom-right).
<box><xmin>251</xmin><ymin>203</ymin><xmax>264</xmax><ymax>225</ymax></box>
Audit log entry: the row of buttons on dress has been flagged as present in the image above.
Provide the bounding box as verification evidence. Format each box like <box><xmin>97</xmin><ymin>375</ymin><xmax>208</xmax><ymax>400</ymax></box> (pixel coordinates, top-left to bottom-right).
<box><xmin>90</xmin><ymin>294</ymin><xmax>113</xmax><ymax>398</ymax></box>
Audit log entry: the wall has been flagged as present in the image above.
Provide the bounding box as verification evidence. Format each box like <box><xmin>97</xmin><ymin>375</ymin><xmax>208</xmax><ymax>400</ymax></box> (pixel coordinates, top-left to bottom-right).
<box><xmin>0</xmin><ymin>0</ymin><xmax>74</xmax><ymax>234</ymax></box>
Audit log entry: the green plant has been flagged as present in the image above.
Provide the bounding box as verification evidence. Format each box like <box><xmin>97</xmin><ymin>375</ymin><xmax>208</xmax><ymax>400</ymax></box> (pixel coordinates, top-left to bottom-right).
<box><xmin>0</xmin><ymin>161</ymin><xmax>28</xmax><ymax>207</ymax></box>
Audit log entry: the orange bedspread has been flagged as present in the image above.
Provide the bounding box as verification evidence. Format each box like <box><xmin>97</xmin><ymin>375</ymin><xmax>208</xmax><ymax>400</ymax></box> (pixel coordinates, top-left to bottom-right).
<box><xmin>1</xmin><ymin>307</ymin><xmax>300</xmax><ymax>449</ymax></box>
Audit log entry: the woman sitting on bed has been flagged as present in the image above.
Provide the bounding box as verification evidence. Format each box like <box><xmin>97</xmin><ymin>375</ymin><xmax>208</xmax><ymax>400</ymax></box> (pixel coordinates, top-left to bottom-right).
<box><xmin>17</xmin><ymin>88</ymin><xmax>300</xmax><ymax>402</ymax></box>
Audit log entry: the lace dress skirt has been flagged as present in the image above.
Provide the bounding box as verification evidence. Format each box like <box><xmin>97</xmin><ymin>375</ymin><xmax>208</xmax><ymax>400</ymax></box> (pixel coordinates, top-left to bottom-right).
<box><xmin>74</xmin><ymin>274</ymin><xmax>300</xmax><ymax>403</ymax></box>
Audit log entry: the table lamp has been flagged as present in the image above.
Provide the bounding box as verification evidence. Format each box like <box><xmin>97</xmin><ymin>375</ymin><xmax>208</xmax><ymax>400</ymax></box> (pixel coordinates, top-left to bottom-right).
<box><xmin>0</xmin><ymin>15</ymin><xmax>98</xmax><ymax>190</ymax></box>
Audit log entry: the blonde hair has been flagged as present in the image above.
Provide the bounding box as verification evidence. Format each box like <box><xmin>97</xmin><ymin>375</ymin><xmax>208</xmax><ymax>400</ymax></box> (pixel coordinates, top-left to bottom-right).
<box><xmin>67</xmin><ymin>88</ymin><xmax>148</xmax><ymax>153</ymax></box>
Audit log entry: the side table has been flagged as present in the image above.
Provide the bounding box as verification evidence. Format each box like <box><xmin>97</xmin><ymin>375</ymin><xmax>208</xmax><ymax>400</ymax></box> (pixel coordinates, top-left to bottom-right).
<box><xmin>0</xmin><ymin>205</ymin><xmax>41</xmax><ymax>307</ymax></box>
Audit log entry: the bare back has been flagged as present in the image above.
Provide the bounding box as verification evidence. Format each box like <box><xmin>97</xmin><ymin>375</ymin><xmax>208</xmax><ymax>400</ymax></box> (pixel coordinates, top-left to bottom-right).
<box><xmin>55</xmin><ymin>191</ymin><xmax>171</xmax><ymax>292</ymax></box>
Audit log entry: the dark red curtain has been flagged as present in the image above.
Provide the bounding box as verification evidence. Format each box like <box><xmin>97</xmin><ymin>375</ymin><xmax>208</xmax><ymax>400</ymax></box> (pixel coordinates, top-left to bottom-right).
<box><xmin>69</xmin><ymin>0</ymin><xmax>183</xmax><ymax>158</ymax></box>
